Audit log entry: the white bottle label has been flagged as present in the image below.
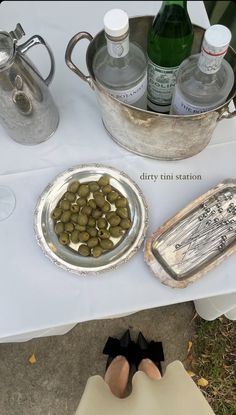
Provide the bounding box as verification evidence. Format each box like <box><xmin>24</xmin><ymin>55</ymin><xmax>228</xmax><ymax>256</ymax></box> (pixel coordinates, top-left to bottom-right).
<box><xmin>171</xmin><ymin>87</ymin><xmax>223</xmax><ymax>115</ymax></box>
<box><xmin>99</xmin><ymin>73</ymin><xmax>147</xmax><ymax>105</ymax></box>
<box><xmin>147</xmin><ymin>58</ymin><xmax>179</xmax><ymax>111</ymax></box>
<box><xmin>198</xmin><ymin>47</ymin><xmax>227</xmax><ymax>74</ymax></box>
<box><xmin>106</xmin><ymin>36</ymin><xmax>129</xmax><ymax>58</ymax></box>
<box><xmin>198</xmin><ymin>37</ymin><xmax>229</xmax><ymax>75</ymax></box>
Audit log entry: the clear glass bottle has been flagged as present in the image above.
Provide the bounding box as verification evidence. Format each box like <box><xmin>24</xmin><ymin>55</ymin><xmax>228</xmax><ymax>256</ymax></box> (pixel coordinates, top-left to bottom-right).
<box><xmin>147</xmin><ymin>0</ymin><xmax>193</xmax><ymax>113</ymax></box>
<box><xmin>170</xmin><ymin>25</ymin><xmax>235</xmax><ymax>115</ymax></box>
<box><xmin>93</xmin><ymin>9</ymin><xmax>147</xmax><ymax>109</ymax></box>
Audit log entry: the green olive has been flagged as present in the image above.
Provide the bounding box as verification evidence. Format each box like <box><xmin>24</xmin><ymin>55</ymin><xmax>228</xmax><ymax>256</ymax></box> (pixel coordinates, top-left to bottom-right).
<box><xmin>78</xmin><ymin>244</ymin><xmax>90</xmax><ymax>257</ymax></box>
<box><xmin>81</xmin><ymin>205</ymin><xmax>92</xmax><ymax>216</ymax></box>
<box><xmin>68</xmin><ymin>181</ymin><xmax>80</xmax><ymax>193</ymax></box>
<box><xmin>94</xmin><ymin>194</ymin><xmax>106</xmax><ymax>208</ymax></box>
<box><xmin>61</xmin><ymin>211</ymin><xmax>72</xmax><ymax>223</ymax></box>
<box><xmin>109</xmin><ymin>214</ymin><xmax>121</xmax><ymax>226</ymax></box>
<box><xmin>93</xmin><ymin>190</ymin><xmax>103</xmax><ymax>199</ymax></box>
<box><xmin>92</xmin><ymin>209</ymin><xmax>103</xmax><ymax>219</ymax></box>
<box><xmin>51</xmin><ymin>207</ymin><xmax>62</xmax><ymax>220</ymax></box>
<box><xmin>116</xmin><ymin>207</ymin><xmax>129</xmax><ymax>219</ymax></box>
<box><xmin>70</xmin><ymin>204</ymin><xmax>80</xmax><ymax>213</ymax></box>
<box><xmin>60</xmin><ymin>199</ymin><xmax>71</xmax><ymax>211</ymax></box>
<box><xmin>98</xmin><ymin>229</ymin><xmax>110</xmax><ymax>240</ymax></box>
<box><xmin>115</xmin><ymin>197</ymin><xmax>128</xmax><ymax>208</ymax></box>
<box><xmin>71</xmin><ymin>213</ymin><xmax>79</xmax><ymax>223</ymax></box>
<box><xmin>120</xmin><ymin>218</ymin><xmax>132</xmax><ymax>230</ymax></box>
<box><xmin>71</xmin><ymin>230</ymin><xmax>80</xmax><ymax>244</ymax></box>
<box><xmin>109</xmin><ymin>226</ymin><xmax>123</xmax><ymax>238</ymax></box>
<box><xmin>77</xmin><ymin>198</ymin><xmax>87</xmax><ymax>207</ymax></box>
<box><xmin>87</xmin><ymin>237</ymin><xmax>99</xmax><ymax>248</ymax></box>
<box><xmin>87</xmin><ymin>217</ymin><xmax>96</xmax><ymax>227</ymax></box>
<box><xmin>98</xmin><ymin>175</ymin><xmax>109</xmax><ymax>187</ymax></box>
<box><xmin>106</xmin><ymin>211</ymin><xmax>115</xmax><ymax>220</ymax></box>
<box><xmin>79</xmin><ymin>231</ymin><xmax>90</xmax><ymax>242</ymax></box>
<box><xmin>102</xmin><ymin>201</ymin><xmax>111</xmax><ymax>213</ymax></box>
<box><xmin>100</xmin><ymin>239</ymin><xmax>114</xmax><ymax>250</ymax></box>
<box><xmin>97</xmin><ymin>218</ymin><xmax>107</xmax><ymax>229</ymax></box>
<box><xmin>59</xmin><ymin>232</ymin><xmax>70</xmax><ymax>245</ymax></box>
<box><xmin>107</xmin><ymin>191</ymin><xmax>119</xmax><ymax>203</ymax></box>
<box><xmin>102</xmin><ymin>185</ymin><xmax>112</xmax><ymax>194</ymax></box>
<box><xmin>86</xmin><ymin>227</ymin><xmax>98</xmax><ymax>237</ymax></box>
<box><xmin>64</xmin><ymin>222</ymin><xmax>75</xmax><ymax>233</ymax></box>
<box><xmin>88</xmin><ymin>199</ymin><xmax>97</xmax><ymax>209</ymax></box>
<box><xmin>89</xmin><ymin>182</ymin><xmax>100</xmax><ymax>192</ymax></box>
<box><xmin>75</xmin><ymin>224</ymin><xmax>86</xmax><ymax>232</ymax></box>
<box><xmin>77</xmin><ymin>214</ymin><xmax>88</xmax><ymax>226</ymax></box>
<box><xmin>64</xmin><ymin>192</ymin><xmax>76</xmax><ymax>202</ymax></box>
<box><xmin>92</xmin><ymin>245</ymin><xmax>103</xmax><ymax>257</ymax></box>
<box><xmin>54</xmin><ymin>222</ymin><xmax>64</xmax><ymax>235</ymax></box>
<box><xmin>78</xmin><ymin>184</ymin><xmax>90</xmax><ymax>197</ymax></box>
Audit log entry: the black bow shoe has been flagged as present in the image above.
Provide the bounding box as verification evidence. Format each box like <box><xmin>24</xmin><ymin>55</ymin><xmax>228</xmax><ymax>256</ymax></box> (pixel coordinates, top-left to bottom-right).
<box><xmin>103</xmin><ymin>329</ymin><xmax>136</xmax><ymax>370</ymax></box>
<box><xmin>135</xmin><ymin>332</ymin><xmax>164</xmax><ymax>375</ymax></box>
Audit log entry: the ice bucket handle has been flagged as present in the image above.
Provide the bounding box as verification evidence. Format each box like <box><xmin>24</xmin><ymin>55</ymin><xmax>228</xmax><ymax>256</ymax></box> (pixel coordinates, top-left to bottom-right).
<box><xmin>217</xmin><ymin>103</ymin><xmax>236</xmax><ymax>120</ymax></box>
<box><xmin>65</xmin><ymin>32</ymin><xmax>94</xmax><ymax>89</ymax></box>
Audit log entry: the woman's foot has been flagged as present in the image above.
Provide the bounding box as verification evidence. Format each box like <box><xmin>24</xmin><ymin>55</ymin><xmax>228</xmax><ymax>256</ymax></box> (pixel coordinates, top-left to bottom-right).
<box><xmin>103</xmin><ymin>329</ymin><xmax>136</xmax><ymax>369</ymax></box>
<box><xmin>104</xmin><ymin>355</ymin><xmax>130</xmax><ymax>398</ymax></box>
<box><xmin>138</xmin><ymin>358</ymin><xmax>162</xmax><ymax>380</ymax></box>
<box><xmin>135</xmin><ymin>332</ymin><xmax>164</xmax><ymax>375</ymax></box>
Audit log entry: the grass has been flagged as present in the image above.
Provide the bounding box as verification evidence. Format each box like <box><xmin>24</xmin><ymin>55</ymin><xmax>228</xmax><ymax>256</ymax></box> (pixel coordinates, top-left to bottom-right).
<box><xmin>189</xmin><ymin>316</ymin><xmax>236</xmax><ymax>415</ymax></box>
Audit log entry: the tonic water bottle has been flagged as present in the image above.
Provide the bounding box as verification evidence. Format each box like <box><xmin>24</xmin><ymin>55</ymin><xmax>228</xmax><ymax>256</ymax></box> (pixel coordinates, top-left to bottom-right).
<box><xmin>170</xmin><ymin>25</ymin><xmax>234</xmax><ymax>115</ymax></box>
<box><xmin>93</xmin><ymin>9</ymin><xmax>147</xmax><ymax>109</ymax></box>
<box><xmin>147</xmin><ymin>0</ymin><xmax>193</xmax><ymax>113</ymax></box>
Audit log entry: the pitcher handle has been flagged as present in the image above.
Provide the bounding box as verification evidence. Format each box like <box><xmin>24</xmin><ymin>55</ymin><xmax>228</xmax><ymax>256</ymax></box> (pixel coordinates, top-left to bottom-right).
<box><xmin>65</xmin><ymin>32</ymin><xmax>94</xmax><ymax>89</ymax></box>
<box><xmin>18</xmin><ymin>35</ymin><xmax>55</xmax><ymax>86</ymax></box>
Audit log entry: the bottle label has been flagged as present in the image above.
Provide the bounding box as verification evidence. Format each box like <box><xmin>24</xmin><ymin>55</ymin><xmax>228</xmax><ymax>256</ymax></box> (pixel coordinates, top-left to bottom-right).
<box><xmin>171</xmin><ymin>87</ymin><xmax>218</xmax><ymax>115</ymax></box>
<box><xmin>106</xmin><ymin>36</ymin><xmax>129</xmax><ymax>58</ymax></box>
<box><xmin>147</xmin><ymin>58</ymin><xmax>179</xmax><ymax>112</ymax></box>
<box><xmin>98</xmin><ymin>73</ymin><xmax>147</xmax><ymax>105</ymax></box>
<box><xmin>198</xmin><ymin>47</ymin><xmax>228</xmax><ymax>75</ymax></box>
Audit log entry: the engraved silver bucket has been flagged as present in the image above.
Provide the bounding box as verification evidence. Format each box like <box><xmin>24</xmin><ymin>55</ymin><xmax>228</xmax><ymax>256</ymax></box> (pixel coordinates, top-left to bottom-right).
<box><xmin>65</xmin><ymin>16</ymin><xmax>236</xmax><ymax>161</ymax></box>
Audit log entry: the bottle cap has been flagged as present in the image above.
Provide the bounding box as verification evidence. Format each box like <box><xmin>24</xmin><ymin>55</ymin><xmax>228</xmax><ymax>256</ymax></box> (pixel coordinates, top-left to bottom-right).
<box><xmin>203</xmin><ymin>24</ymin><xmax>231</xmax><ymax>55</ymax></box>
<box><xmin>104</xmin><ymin>9</ymin><xmax>129</xmax><ymax>38</ymax></box>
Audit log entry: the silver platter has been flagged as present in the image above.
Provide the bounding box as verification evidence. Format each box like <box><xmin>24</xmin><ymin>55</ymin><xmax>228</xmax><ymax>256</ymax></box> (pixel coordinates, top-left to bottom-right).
<box><xmin>145</xmin><ymin>179</ymin><xmax>236</xmax><ymax>288</ymax></box>
<box><xmin>34</xmin><ymin>164</ymin><xmax>148</xmax><ymax>276</ymax></box>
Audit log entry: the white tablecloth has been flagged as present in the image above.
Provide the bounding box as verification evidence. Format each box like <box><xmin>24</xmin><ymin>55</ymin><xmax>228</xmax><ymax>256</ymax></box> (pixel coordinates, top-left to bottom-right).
<box><xmin>0</xmin><ymin>1</ymin><xmax>236</xmax><ymax>342</ymax></box>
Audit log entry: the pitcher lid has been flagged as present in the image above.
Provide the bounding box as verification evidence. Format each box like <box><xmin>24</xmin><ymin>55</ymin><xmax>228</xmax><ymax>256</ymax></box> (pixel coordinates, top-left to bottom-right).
<box><xmin>0</xmin><ymin>31</ymin><xmax>15</xmax><ymax>69</ymax></box>
<box><xmin>0</xmin><ymin>24</ymin><xmax>25</xmax><ymax>69</ymax></box>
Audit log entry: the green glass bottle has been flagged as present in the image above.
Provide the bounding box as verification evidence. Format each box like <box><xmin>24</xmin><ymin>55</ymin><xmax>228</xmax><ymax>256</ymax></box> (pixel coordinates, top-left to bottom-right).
<box><xmin>147</xmin><ymin>0</ymin><xmax>193</xmax><ymax>113</ymax></box>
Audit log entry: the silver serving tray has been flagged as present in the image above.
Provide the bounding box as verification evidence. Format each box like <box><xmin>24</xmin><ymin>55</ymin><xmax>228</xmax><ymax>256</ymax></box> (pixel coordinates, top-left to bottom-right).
<box><xmin>145</xmin><ymin>179</ymin><xmax>236</xmax><ymax>288</ymax></box>
<box><xmin>34</xmin><ymin>164</ymin><xmax>148</xmax><ymax>276</ymax></box>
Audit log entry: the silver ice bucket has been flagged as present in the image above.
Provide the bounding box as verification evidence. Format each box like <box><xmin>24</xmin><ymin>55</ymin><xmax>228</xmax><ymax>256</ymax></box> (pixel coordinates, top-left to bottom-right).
<box><xmin>65</xmin><ymin>16</ymin><xmax>236</xmax><ymax>161</ymax></box>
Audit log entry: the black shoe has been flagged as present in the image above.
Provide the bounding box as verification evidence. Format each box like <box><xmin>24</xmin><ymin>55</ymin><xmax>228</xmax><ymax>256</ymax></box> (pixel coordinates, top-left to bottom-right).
<box><xmin>135</xmin><ymin>332</ymin><xmax>164</xmax><ymax>375</ymax></box>
<box><xmin>103</xmin><ymin>329</ymin><xmax>136</xmax><ymax>370</ymax></box>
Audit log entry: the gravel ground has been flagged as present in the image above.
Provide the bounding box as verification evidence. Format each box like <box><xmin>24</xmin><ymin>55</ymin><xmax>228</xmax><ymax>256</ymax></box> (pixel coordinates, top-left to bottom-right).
<box><xmin>0</xmin><ymin>301</ymin><xmax>195</xmax><ymax>415</ymax></box>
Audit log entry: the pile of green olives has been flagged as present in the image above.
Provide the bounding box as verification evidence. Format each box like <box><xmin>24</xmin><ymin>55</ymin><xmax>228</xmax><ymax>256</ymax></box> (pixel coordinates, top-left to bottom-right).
<box><xmin>51</xmin><ymin>175</ymin><xmax>132</xmax><ymax>257</ymax></box>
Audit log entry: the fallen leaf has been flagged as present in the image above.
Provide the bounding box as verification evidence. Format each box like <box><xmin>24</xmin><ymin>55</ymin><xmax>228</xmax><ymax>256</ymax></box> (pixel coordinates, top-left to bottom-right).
<box><xmin>187</xmin><ymin>370</ymin><xmax>196</xmax><ymax>377</ymax></box>
<box><xmin>187</xmin><ymin>341</ymin><xmax>193</xmax><ymax>353</ymax></box>
<box><xmin>198</xmin><ymin>377</ymin><xmax>209</xmax><ymax>387</ymax></box>
<box><xmin>28</xmin><ymin>353</ymin><xmax>37</xmax><ymax>364</ymax></box>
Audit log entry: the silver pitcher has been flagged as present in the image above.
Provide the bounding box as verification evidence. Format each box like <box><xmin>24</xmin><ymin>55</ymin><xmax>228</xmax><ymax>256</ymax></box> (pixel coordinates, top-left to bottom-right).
<box><xmin>0</xmin><ymin>24</ymin><xmax>59</xmax><ymax>145</ymax></box>
<box><xmin>65</xmin><ymin>17</ymin><xmax>236</xmax><ymax>160</ymax></box>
